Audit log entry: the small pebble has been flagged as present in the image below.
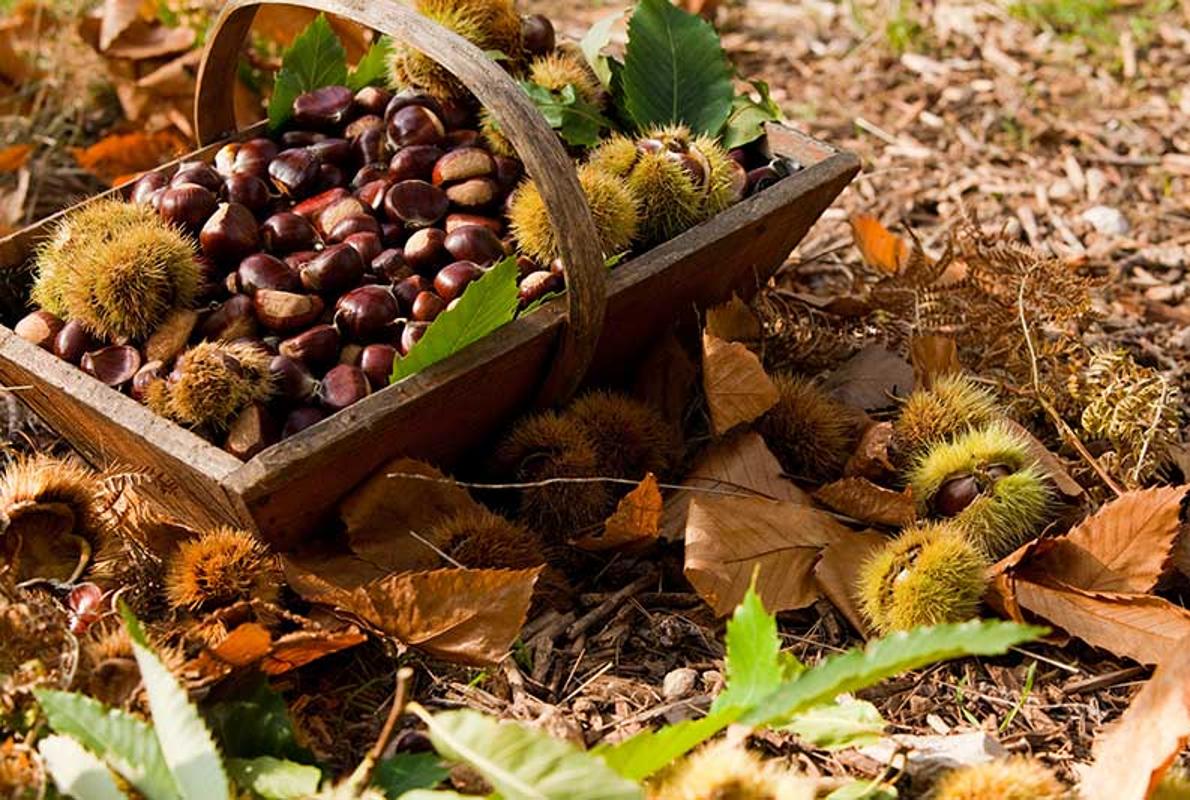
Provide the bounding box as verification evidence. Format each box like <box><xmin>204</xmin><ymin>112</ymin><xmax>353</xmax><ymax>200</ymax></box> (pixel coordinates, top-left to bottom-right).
<box><xmin>662</xmin><ymin>667</ymin><xmax>699</xmax><ymax>701</ymax></box>
<box><xmin>1080</xmin><ymin>204</ymin><xmax>1129</xmax><ymax>236</ymax></box>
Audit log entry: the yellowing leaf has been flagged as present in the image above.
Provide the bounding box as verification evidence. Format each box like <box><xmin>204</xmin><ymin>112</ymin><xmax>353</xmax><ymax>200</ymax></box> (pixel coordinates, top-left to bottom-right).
<box><xmin>813</xmin><ymin>529</ymin><xmax>890</xmax><ymax>637</ymax></box>
<box><xmin>1083</xmin><ymin>639</ymin><xmax>1190</xmax><ymax>800</ymax></box>
<box><xmin>0</xmin><ymin>143</ymin><xmax>32</xmax><ymax>173</ymax></box>
<box><xmin>701</xmin><ymin>333</ymin><xmax>778</xmax><ymax>436</ymax></box>
<box><xmin>813</xmin><ymin>477</ymin><xmax>915</xmax><ymax>528</ymax></box>
<box><xmin>574</xmin><ymin>474</ymin><xmax>662</xmax><ymax>552</ymax></box>
<box><xmin>684</xmin><ymin>495</ymin><xmax>847</xmax><ymax>616</ymax></box>
<box><xmin>72</xmin><ymin>131</ymin><xmax>187</xmax><ymax>185</ymax></box>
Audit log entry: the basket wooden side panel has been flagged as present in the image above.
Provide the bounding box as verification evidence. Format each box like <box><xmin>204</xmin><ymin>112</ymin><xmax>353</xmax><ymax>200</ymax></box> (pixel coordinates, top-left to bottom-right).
<box><xmin>0</xmin><ymin>329</ymin><xmax>249</xmax><ymax>529</ymax></box>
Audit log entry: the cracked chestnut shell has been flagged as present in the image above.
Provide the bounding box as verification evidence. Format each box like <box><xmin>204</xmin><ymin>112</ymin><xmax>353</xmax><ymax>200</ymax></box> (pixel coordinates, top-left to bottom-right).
<box><xmin>81</xmin><ymin>345</ymin><xmax>142</xmax><ymax>388</ymax></box>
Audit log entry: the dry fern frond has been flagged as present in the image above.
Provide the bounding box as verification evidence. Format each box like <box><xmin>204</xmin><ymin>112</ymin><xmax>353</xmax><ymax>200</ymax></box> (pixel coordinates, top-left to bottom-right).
<box><xmin>1070</xmin><ymin>348</ymin><xmax>1182</xmax><ymax>487</ymax></box>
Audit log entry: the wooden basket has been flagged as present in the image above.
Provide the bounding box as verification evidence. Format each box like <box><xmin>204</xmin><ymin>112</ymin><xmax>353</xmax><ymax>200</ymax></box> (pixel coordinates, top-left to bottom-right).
<box><xmin>0</xmin><ymin>0</ymin><xmax>859</xmax><ymax>548</ymax></box>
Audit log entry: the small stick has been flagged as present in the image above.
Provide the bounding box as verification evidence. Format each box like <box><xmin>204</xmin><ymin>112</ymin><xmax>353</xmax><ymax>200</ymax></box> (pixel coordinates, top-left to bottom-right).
<box><xmin>348</xmin><ymin>667</ymin><xmax>414</xmax><ymax>791</ymax></box>
<box><xmin>566</xmin><ymin>573</ymin><xmax>655</xmax><ymax>640</ymax></box>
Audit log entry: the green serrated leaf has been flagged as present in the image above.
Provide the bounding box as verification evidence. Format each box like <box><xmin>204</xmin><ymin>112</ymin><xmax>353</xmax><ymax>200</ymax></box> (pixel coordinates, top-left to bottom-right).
<box><xmin>121</xmin><ymin>603</ymin><xmax>232</xmax><ymax>800</ymax></box>
<box><xmin>742</xmin><ymin>621</ymin><xmax>1046</xmax><ymax>727</ymax></box>
<box><xmin>784</xmin><ymin>697</ymin><xmax>886</xmax><ymax>750</ymax></box>
<box><xmin>206</xmin><ymin>677</ymin><xmax>311</xmax><ymax>763</ymax></box>
<box><xmin>267</xmin><ymin>14</ymin><xmax>349</xmax><ymax>130</ymax></box>
<box><xmin>595</xmin><ymin>706</ymin><xmax>742</xmax><ymax>782</ymax></box>
<box><xmin>412</xmin><ymin>706</ymin><xmax>642</xmax><ymax>800</ymax></box>
<box><xmin>347</xmin><ymin>37</ymin><xmax>393</xmax><ymax>92</ymax></box>
<box><xmin>373</xmin><ymin>752</ymin><xmax>450</xmax><ymax>797</ymax></box>
<box><xmin>713</xmin><ymin>583</ymin><xmax>801</xmax><ymax>713</ymax></box>
<box><xmin>721</xmin><ymin>79</ymin><xmax>783</xmax><ymax>149</ymax></box>
<box><xmin>521</xmin><ymin>82</ymin><xmax>613</xmax><ymax>148</ymax></box>
<box><xmin>580</xmin><ymin>11</ymin><xmax>623</xmax><ymax>88</ymax></box>
<box><xmin>227</xmin><ymin>757</ymin><xmax>322</xmax><ymax>800</ymax></box>
<box><xmin>35</xmin><ymin>689</ymin><xmax>174</xmax><ymax>800</ymax></box>
<box><xmin>392</xmin><ymin>256</ymin><xmax>519</xmax><ymax>382</ymax></box>
<box><xmin>620</xmin><ymin>0</ymin><xmax>734</xmax><ymax>134</ymax></box>
<box><xmin>38</xmin><ymin>735</ymin><xmax>128</xmax><ymax>800</ymax></box>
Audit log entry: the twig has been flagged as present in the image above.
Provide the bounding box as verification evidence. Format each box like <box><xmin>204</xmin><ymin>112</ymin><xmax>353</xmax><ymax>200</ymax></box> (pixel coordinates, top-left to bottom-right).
<box><xmin>1016</xmin><ymin>280</ymin><xmax>1123</xmax><ymax>497</ymax></box>
<box><xmin>384</xmin><ymin>471</ymin><xmax>770</xmax><ymax>499</ymax></box>
<box><xmin>348</xmin><ymin>667</ymin><xmax>414</xmax><ymax>791</ymax></box>
<box><xmin>566</xmin><ymin>573</ymin><xmax>655</xmax><ymax>640</ymax></box>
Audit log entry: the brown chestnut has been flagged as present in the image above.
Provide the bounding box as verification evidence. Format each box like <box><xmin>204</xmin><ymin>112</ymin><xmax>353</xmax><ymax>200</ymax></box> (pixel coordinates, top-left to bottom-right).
<box><xmin>359</xmin><ymin>344</ymin><xmax>397</xmax><ymax>389</ymax></box>
<box><xmin>328</xmin><ymin>215</ymin><xmax>381</xmax><ymax>243</ymax></box>
<box><xmin>293</xmin><ymin>187</ymin><xmax>350</xmax><ymax>221</ymax></box>
<box><xmin>224</xmin><ymin>403</ymin><xmax>280</xmax><ymax>460</ymax></box>
<box><xmin>281</xmin><ymin>130</ymin><xmax>325</xmax><ymax>148</ymax></box>
<box><xmin>411</xmin><ymin>290</ymin><xmax>446</xmax><ymax>322</ymax></box>
<box><xmin>444</xmin><ymin>224</ymin><xmax>505</xmax><ymax>266</ymax></box>
<box><xmin>354</xmin><ymin>86</ymin><xmax>392</xmax><ymax>116</ymax></box>
<box><xmin>269</xmin><ymin>148</ymin><xmax>322</xmax><ymax>197</ymax></box>
<box><xmin>279</xmin><ymin>324</ymin><xmax>341</xmax><ymax>371</ymax></box>
<box><xmin>518</xmin><ymin>270</ymin><xmax>563</xmax><ymax>306</ymax></box>
<box><xmin>318</xmin><ymin>196</ymin><xmax>368</xmax><ymax>236</ymax></box>
<box><xmin>393</xmin><ymin>274</ymin><xmax>432</xmax><ymax>311</ymax></box>
<box><xmin>352</xmin><ymin>128</ymin><xmax>387</xmax><ymax>166</ymax></box>
<box><xmin>431</xmin><ymin>147</ymin><xmax>494</xmax><ymax>186</ymax></box>
<box><xmin>200</xmin><ymin>203</ymin><xmax>260</xmax><ymax>264</ymax></box>
<box><xmin>356</xmin><ymin>179</ymin><xmax>391</xmax><ymax>213</ymax></box>
<box><xmin>446</xmin><ymin>213</ymin><xmax>503</xmax><ymax>236</ymax></box>
<box><xmin>371</xmin><ymin>249</ymin><xmax>411</xmax><ymax>282</ymax></box>
<box><xmin>445</xmin><ymin>177</ymin><xmax>499</xmax><ymax>208</ymax></box>
<box><xmin>320</xmin><ymin>364</ymin><xmax>371</xmax><ymax>411</ymax></box>
<box><xmin>171</xmin><ymin>162</ymin><xmax>222</xmax><ymax>192</ymax></box>
<box><xmin>261</xmin><ymin>211</ymin><xmax>319</xmax><ymax>254</ymax></box>
<box><xmin>145</xmin><ymin>308</ymin><xmax>198</xmax><ymax>364</ymax></box>
<box><xmin>403</xmin><ymin>228</ymin><xmax>447</xmax><ymax>272</ymax></box>
<box><xmin>384</xmin><ymin>180</ymin><xmax>448</xmax><ymax>228</ymax></box>
<box><xmin>81</xmin><ymin>345</ymin><xmax>141</xmax><ymax>388</ymax></box>
<box><xmin>224</xmin><ymin>173</ymin><xmax>271</xmax><ymax>215</ymax></box>
<box><xmin>344</xmin><ymin>231</ymin><xmax>382</xmax><ymax>264</ymax></box>
<box><xmin>253</xmin><ymin>290</ymin><xmax>325</xmax><ymax>334</ymax></box>
<box><xmin>227</xmin><ymin>139</ymin><xmax>278</xmax><ymax>179</ymax></box>
<box><xmin>159</xmin><ymin>183</ymin><xmax>218</xmax><ymax>233</ymax></box>
<box><xmin>353</xmin><ymin>163</ymin><xmax>390</xmax><ymax>188</ymax></box>
<box><xmin>282</xmin><ymin>405</ymin><xmax>327</xmax><ymax>437</ymax></box>
<box><xmin>434</xmin><ymin>261</ymin><xmax>484</xmax><ymax>302</ymax></box>
<box><xmin>235</xmin><ymin>253</ymin><xmax>300</xmax><ymax>294</ymax></box>
<box><xmin>294</xmin><ymin>85</ymin><xmax>355</xmax><ymax>129</ymax></box>
<box><xmin>53</xmin><ymin>320</ymin><xmax>99</xmax><ymax>365</ymax></box>
<box><xmin>346</xmin><ymin>113</ymin><xmax>384</xmax><ymax>139</ymax></box>
<box><xmin>384</xmin><ymin>89</ymin><xmax>444</xmax><ymax>120</ymax></box>
<box><xmin>493</xmin><ymin>156</ymin><xmax>524</xmax><ymax>192</ymax></box>
<box><xmin>398</xmin><ymin>321</ymin><xmax>429</xmax><ymax>355</ymax></box>
<box><xmin>444</xmin><ymin>129</ymin><xmax>481</xmax><ymax>150</ymax></box>
<box><xmin>201</xmin><ymin>294</ymin><xmax>258</xmax><ymax>341</ymax></box>
<box><xmin>389</xmin><ymin>145</ymin><xmax>444</xmax><ymax>183</ymax></box>
<box><xmin>269</xmin><ymin>354</ymin><xmax>319</xmax><ymax>403</ymax></box>
<box><xmin>335</xmin><ymin>285</ymin><xmax>400</xmax><ymax>341</ymax></box>
<box><xmin>386</xmin><ymin>104</ymin><xmax>446</xmax><ymax>148</ymax></box>
<box><xmin>15</xmin><ymin>310</ymin><xmax>64</xmax><ymax>350</ymax></box>
<box><xmin>521</xmin><ymin>14</ymin><xmax>556</xmax><ymax>56</ymax></box>
<box><xmin>130</xmin><ymin>172</ymin><xmax>168</xmax><ymax>206</ymax></box>
<box><xmin>934</xmin><ymin>474</ymin><xmax>980</xmax><ymax>517</ymax></box>
<box><xmin>300</xmin><ymin>243</ymin><xmax>365</xmax><ymax>295</ymax></box>
<box><xmin>310</xmin><ymin>137</ymin><xmax>352</xmax><ymax>166</ymax></box>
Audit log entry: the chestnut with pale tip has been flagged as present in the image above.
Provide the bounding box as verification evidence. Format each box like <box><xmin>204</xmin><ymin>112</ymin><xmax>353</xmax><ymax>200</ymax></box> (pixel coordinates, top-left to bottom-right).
<box><xmin>15</xmin><ymin>310</ymin><xmax>64</xmax><ymax>350</ymax></box>
<box><xmin>253</xmin><ymin>290</ymin><xmax>325</xmax><ymax>334</ymax></box>
<box><xmin>279</xmin><ymin>324</ymin><xmax>341</xmax><ymax>372</ymax></box>
<box><xmin>299</xmin><ymin>243</ymin><xmax>365</xmax><ymax>295</ymax></box>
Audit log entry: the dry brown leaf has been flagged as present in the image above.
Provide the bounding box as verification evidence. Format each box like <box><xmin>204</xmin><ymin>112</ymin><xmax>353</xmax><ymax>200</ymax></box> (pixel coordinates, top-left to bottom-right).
<box><xmin>1010</xmin><ymin>580</ymin><xmax>1190</xmax><ymax>665</ymax></box>
<box><xmin>633</xmin><ymin>328</ymin><xmax>698</xmax><ymax>425</ymax></box>
<box><xmin>702</xmin><ymin>333</ymin><xmax>778</xmax><ymax>435</ymax></box>
<box><xmin>909</xmin><ymin>335</ymin><xmax>960</xmax><ymax>390</ymax></box>
<box><xmin>1026</xmin><ymin>486</ymin><xmax>1188</xmax><ymax>594</ymax></box>
<box><xmin>283</xmin><ymin>557</ymin><xmax>538</xmax><ymax>666</ymax></box>
<box><xmin>661</xmin><ymin>431</ymin><xmax>811</xmax><ymax>541</ymax></box>
<box><xmin>1082</xmin><ymin>637</ymin><xmax>1190</xmax><ymax>800</ymax></box>
<box><xmin>705</xmin><ymin>295</ymin><xmax>762</xmax><ymax>343</ymax></box>
<box><xmin>684</xmin><ymin>495</ymin><xmax>847</xmax><ymax>616</ymax></box>
<box><xmin>814</xmin><ymin>478</ymin><xmax>915</xmax><ymax>528</ymax></box>
<box><xmin>190</xmin><ymin>616</ymin><xmax>365</xmax><ymax>679</ymax></box>
<box><xmin>251</xmin><ymin>7</ymin><xmax>371</xmax><ymax>61</ymax></box>
<box><xmin>98</xmin><ymin>0</ymin><xmax>142</xmax><ymax>51</ymax></box>
<box><xmin>822</xmin><ymin>345</ymin><xmax>913</xmax><ymax>412</ymax></box>
<box><xmin>574</xmin><ymin>474</ymin><xmax>662</xmax><ymax>552</ymax></box>
<box><xmin>340</xmin><ymin>458</ymin><xmax>482</xmax><ymax>573</ymax></box>
<box><xmin>843</xmin><ymin>421</ymin><xmax>897</xmax><ymax>484</ymax></box>
<box><xmin>814</xmin><ymin>529</ymin><xmax>890</xmax><ymax>637</ymax></box>
<box><xmin>0</xmin><ymin>28</ymin><xmax>32</xmax><ymax>84</ymax></box>
<box><xmin>103</xmin><ymin>20</ymin><xmax>196</xmax><ymax>60</ymax></box>
<box><xmin>0</xmin><ymin>144</ymin><xmax>32</xmax><ymax>173</ymax></box>
<box><xmin>366</xmin><ymin>568</ymin><xmax>540</xmax><ymax>666</ymax></box>
<box><xmin>72</xmin><ymin>131</ymin><xmax>187</xmax><ymax>185</ymax></box>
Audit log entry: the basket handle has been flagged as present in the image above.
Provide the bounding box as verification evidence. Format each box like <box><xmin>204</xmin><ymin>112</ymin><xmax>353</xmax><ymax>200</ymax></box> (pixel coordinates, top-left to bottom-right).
<box><xmin>195</xmin><ymin>0</ymin><xmax>606</xmax><ymax>405</ymax></box>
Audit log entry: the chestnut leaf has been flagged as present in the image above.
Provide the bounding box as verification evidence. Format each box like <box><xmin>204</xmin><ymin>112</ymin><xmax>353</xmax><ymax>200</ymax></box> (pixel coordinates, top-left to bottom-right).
<box><xmin>519</xmin><ymin>82</ymin><xmax>614</xmax><ymax>148</ymax></box>
<box><xmin>392</xmin><ymin>256</ymin><xmax>519</xmax><ymax>383</ymax></box>
<box><xmin>267</xmin><ymin>14</ymin><xmax>348</xmax><ymax>131</ymax></box>
<box><xmin>619</xmin><ymin>0</ymin><xmax>733</xmax><ymax>135</ymax></box>
<box><xmin>721</xmin><ymin>79</ymin><xmax>784</xmax><ymax>150</ymax></box>
<box><xmin>347</xmin><ymin>36</ymin><xmax>394</xmax><ymax>92</ymax></box>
